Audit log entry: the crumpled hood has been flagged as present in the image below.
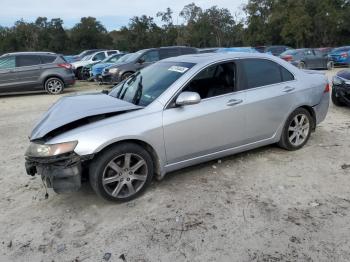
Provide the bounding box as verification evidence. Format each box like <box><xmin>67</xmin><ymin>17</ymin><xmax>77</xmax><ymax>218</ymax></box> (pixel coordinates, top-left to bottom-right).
<box><xmin>30</xmin><ymin>93</ymin><xmax>141</xmax><ymax>141</ymax></box>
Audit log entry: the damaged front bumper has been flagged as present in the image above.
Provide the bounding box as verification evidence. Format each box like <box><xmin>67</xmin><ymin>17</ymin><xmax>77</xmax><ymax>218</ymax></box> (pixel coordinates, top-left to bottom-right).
<box><xmin>333</xmin><ymin>85</ymin><xmax>350</xmax><ymax>106</ymax></box>
<box><xmin>25</xmin><ymin>153</ymin><xmax>90</xmax><ymax>193</ymax></box>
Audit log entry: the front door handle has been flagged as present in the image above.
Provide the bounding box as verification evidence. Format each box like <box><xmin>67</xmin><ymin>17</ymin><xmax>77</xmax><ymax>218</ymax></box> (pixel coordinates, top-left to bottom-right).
<box><xmin>283</xmin><ymin>86</ymin><xmax>295</xmax><ymax>93</ymax></box>
<box><xmin>227</xmin><ymin>99</ymin><xmax>243</xmax><ymax>106</ymax></box>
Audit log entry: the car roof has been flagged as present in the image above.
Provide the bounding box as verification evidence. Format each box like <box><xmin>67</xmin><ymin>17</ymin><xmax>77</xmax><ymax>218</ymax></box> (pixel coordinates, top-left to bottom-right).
<box><xmin>162</xmin><ymin>52</ymin><xmax>278</xmax><ymax>65</ymax></box>
<box><xmin>2</xmin><ymin>52</ymin><xmax>57</xmax><ymax>56</ymax></box>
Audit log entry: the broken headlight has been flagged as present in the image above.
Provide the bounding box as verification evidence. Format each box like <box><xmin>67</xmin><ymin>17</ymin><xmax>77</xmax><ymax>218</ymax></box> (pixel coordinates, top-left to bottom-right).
<box><xmin>25</xmin><ymin>141</ymin><xmax>78</xmax><ymax>157</ymax></box>
<box><xmin>109</xmin><ymin>68</ymin><xmax>119</xmax><ymax>74</ymax></box>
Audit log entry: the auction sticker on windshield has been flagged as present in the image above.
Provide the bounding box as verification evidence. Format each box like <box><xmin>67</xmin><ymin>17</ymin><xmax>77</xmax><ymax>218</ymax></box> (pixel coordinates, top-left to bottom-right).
<box><xmin>168</xmin><ymin>66</ymin><xmax>189</xmax><ymax>73</ymax></box>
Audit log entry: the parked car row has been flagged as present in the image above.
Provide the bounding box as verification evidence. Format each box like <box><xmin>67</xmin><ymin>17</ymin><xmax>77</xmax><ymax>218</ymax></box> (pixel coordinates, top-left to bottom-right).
<box><xmin>1</xmin><ymin>44</ymin><xmax>350</xmax><ymax>96</ymax></box>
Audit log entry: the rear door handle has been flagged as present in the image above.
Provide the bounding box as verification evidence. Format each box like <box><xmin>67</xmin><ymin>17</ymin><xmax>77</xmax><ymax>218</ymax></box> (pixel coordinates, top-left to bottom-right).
<box><xmin>283</xmin><ymin>86</ymin><xmax>295</xmax><ymax>93</ymax></box>
<box><xmin>227</xmin><ymin>99</ymin><xmax>243</xmax><ymax>106</ymax></box>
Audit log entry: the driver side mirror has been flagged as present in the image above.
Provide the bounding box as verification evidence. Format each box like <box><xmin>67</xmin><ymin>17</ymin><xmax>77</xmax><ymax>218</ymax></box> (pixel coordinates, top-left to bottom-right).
<box><xmin>137</xmin><ymin>58</ymin><xmax>145</xmax><ymax>64</ymax></box>
<box><xmin>176</xmin><ymin>92</ymin><xmax>201</xmax><ymax>106</ymax></box>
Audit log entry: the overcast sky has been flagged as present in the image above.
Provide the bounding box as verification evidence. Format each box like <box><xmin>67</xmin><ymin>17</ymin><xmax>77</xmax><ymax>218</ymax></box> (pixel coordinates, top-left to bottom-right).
<box><xmin>0</xmin><ymin>0</ymin><xmax>247</xmax><ymax>31</ymax></box>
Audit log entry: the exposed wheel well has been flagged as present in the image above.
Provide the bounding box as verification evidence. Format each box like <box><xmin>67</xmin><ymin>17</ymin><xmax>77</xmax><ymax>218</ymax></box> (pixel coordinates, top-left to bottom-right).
<box><xmin>300</xmin><ymin>105</ymin><xmax>316</xmax><ymax>130</ymax></box>
<box><xmin>95</xmin><ymin>139</ymin><xmax>161</xmax><ymax>178</ymax></box>
<box><xmin>43</xmin><ymin>75</ymin><xmax>65</xmax><ymax>88</ymax></box>
<box><xmin>122</xmin><ymin>71</ymin><xmax>135</xmax><ymax>78</ymax></box>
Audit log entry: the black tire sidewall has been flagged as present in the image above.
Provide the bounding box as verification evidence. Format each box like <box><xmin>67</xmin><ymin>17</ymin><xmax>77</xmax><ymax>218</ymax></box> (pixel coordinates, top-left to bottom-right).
<box><xmin>89</xmin><ymin>143</ymin><xmax>154</xmax><ymax>202</ymax></box>
<box><xmin>122</xmin><ymin>73</ymin><xmax>133</xmax><ymax>81</ymax></box>
<box><xmin>280</xmin><ymin>108</ymin><xmax>313</xmax><ymax>151</ymax></box>
<box><xmin>45</xmin><ymin>77</ymin><xmax>64</xmax><ymax>95</ymax></box>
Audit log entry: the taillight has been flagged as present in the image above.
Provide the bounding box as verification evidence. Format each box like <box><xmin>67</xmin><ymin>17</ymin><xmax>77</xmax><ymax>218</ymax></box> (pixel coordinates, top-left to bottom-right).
<box><xmin>341</xmin><ymin>52</ymin><xmax>348</xmax><ymax>58</ymax></box>
<box><xmin>282</xmin><ymin>55</ymin><xmax>293</xmax><ymax>62</ymax></box>
<box><xmin>57</xmin><ymin>63</ymin><xmax>72</xmax><ymax>69</ymax></box>
<box><xmin>324</xmin><ymin>83</ymin><xmax>330</xmax><ymax>93</ymax></box>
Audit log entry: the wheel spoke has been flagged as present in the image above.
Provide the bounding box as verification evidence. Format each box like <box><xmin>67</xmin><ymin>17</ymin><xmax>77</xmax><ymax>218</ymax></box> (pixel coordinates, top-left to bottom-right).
<box><xmin>103</xmin><ymin>175</ymin><xmax>120</xmax><ymax>185</ymax></box>
<box><xmin>131</xmin><ymin>159</ymin><xmax>145</xmax><ymax>172</ymax></box>
<box><xmin>288</xmin><ymin>126</ymin><xmax>297</xmax><ymax>132</ymax></box>
<box><xmin>294</xmin><ymin>116</ymin><xmax>299</xmax><ymax>125</ymax></box>
<box><xmin>108</xmin><ymin>161</ymin><xmax>123</xmax><ymax>174</ymax></box>
<box><xmin>130</xmin><ymin>174</ymin><xmax>146</xmax><ymax>182</ymax></box>
<box><xmin>124</xmin><ymin>153</ymin><xmax>131</xmax><ymax>169</ymax></box>
<box><xmin>111</xmin><ymin>182</ymin><xmax>124</xmax><ymax>197</ymax></box>
<box><xmin>126</xmin><ymin>182</ymin><xmax>136</xmax><ymax>194</ymax></box>
<box><xmin>289</xmin><ymin>132</ymin><xmax>297</xmax><ymax>142</ymax></box>
<box><xmin>300</xmin><ymin>115</ymin><xmax>306</xmax><ymax>125</ymax></box>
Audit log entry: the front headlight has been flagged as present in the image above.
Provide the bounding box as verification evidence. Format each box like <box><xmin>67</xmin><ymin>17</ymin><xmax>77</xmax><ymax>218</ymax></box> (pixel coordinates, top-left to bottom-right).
<box><xmin>25</xmin><ymin>141</ymin><xmax>78</xmax><ymax>157</ymax></box>
<box><xmin>109</xmin><ymin>68</ymin><xmax>119</xmax><ymax>74</ymax></box>
<box><xmin>332</xmin><ymin>76</ymin><xmax>344</xmax><ymax>86</ymax></box>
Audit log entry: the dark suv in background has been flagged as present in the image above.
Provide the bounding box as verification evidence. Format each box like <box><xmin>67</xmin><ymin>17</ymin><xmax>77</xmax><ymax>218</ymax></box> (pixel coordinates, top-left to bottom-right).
<box><xmin>100</xmin><ymin>46</ymin><xmax>198</xmax><ymax>84</ymax></box>
<box><xmin>0</xmin><ymin>52</ymin><xmax>75</xmax><ymax>95</ymax></box>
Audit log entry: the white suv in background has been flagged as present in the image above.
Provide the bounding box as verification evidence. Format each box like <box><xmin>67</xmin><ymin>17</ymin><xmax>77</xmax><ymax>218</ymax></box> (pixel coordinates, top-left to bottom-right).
<box><xmin>71</xmin><ymin>50</ymin><xmax>120</xmax><ymax>78</ymax></box>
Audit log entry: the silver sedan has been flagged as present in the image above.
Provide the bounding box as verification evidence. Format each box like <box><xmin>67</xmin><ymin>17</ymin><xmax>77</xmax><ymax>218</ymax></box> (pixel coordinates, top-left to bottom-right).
<box><xmin>25</xmin><ymin>53</ymin><xmax>330</xmax><ymax>201</ymax></box>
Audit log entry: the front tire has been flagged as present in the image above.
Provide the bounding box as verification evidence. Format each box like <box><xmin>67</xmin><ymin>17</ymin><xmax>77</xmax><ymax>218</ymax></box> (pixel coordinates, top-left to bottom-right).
<box><xmin>45</xmin><ymin>77</ymin><xmax>64</xmax><ymax>95</ymax></box>
<box><xmin>89</xmin><ymin>143</ymin><xmax>154</xmax><ymax>202</ymax></box>
<box><xmin>331</xmin><ymin>90</ymin><xmax>345</xmax><ymax>107</ymax></box>
<box><xmin>278</xmin><ymin>108</ymin><xmax>313</xmax><ymax>151</ymax></box>
<box><xmin>327</xmin><ymin>61</ymin><xmax>334</xmax><ymax>70</ymax></box>
<box><xmin>121</xmin><ymin>72</ymin><xmax>133</xmax><ymax>81</ymax></box>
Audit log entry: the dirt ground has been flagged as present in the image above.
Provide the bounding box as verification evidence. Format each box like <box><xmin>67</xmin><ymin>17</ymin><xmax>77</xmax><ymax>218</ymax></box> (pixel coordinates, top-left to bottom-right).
<box><xmin>0</xmin><ymin>69</ymin><xmax>350</xmax><ymax>262</ymax></box>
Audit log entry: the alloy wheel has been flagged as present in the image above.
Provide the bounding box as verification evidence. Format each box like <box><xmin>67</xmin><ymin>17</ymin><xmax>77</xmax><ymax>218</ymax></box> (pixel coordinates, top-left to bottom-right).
<box><xmin>102</xmin><ymin>153</ymin><xmax>148</xmax><ymax>199</ymax></box>
<box><xmin>47</xmin><ymin>79</ymin><xmax>63</xmax><ymax>94</ymax></box>
<box><xmin>288</xmin><ymin>114</ymin><xmax>310</xmax><ymax>146</ymax></box>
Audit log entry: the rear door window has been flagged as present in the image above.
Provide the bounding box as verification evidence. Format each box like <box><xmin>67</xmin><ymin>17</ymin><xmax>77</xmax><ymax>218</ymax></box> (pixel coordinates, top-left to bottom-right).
<box><xmin>16</xmin><ymin>55</ymin><xmax>41</xmax><ymax>67</ymax></box>
<box><xmin>141</xmin><ymin>51</ymin><xmax>160</xmax><ymax>63</ymax></box>
<box><xmin>0</xmin><ymin>56</ymin><xmax>16</xmax><ymax>69</ymax></box>
<box><xmin>107</xmin><ymin>51</ymin><xmax>117</xmax><ymax>56</ymax></box>
<box><xmin>241</xmin><ymin>59</ymin><xmax>282</xmax><ymax>89</ymax></box>
<box><xmin>160</xmin><ymin>49</ymin><xmax>180</xmax><ymax>59</ymax></box>
<box><xmin>40</xmin><ymin>55</ymin><xmax>56</xmax><ymax>64</ymax></box>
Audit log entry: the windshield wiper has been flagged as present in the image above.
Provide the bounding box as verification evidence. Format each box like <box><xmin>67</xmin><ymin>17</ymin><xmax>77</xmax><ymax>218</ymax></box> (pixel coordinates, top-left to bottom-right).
<box><xmin>116</xmin><ymin>72</ymin><xmax>140</xmax><ymax>99</ymax></box>
<box><xmin>132</xmin><ymin>75</ymin><xmax>143</xmax><ymax>105</ymax></box>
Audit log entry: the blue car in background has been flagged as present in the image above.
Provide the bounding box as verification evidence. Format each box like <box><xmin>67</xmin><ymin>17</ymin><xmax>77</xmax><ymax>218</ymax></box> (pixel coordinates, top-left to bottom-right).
<box><xmin>329</xmin><ymin>46</ymin><xmax>350</xmax><ymax>67</ymax></box>
<box><xmin>91</xmin><ymin>53</ymin><xmax>127</xmax><ymax>79</ymax></box>
<box><xmin>215</xmin><ymin>47</ymin><xmax>259</xmax><ymax>53</ymax></box>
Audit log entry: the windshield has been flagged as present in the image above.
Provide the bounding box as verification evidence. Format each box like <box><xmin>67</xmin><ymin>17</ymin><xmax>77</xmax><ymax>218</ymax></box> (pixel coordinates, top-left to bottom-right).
<box><xmin>82</xmin><ymin>55</ymin><xmax>92</xmax><ymax>61</ymax></box>
<box><xmin>109</xmin><ymin>61</ymin><xmax>195</xmax><ymax>106</ymax></box>
<box><xmin>121</xmin><ymin>51</ymin><xmax>143</xmax><ymax>63</ymax></box>
<box><xmin>117</xmin><ymin>53</ymin><xmax>132</xmax><ymax>63</ymax></box>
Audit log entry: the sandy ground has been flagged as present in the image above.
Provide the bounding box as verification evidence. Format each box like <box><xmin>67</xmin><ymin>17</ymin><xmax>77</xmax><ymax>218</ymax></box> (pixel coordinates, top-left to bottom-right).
<box><xmin>0</xmin><ymin>70</ymin><xmax>350</xmax><ymax>262</ymax></box>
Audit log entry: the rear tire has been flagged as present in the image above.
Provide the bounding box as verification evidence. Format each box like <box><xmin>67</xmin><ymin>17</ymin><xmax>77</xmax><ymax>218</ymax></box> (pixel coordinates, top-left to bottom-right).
<box><xmin>331</xmin><ymin>90</ymin><xmax>345</xmax><ymax>107</ymax></box>
<box><xmin>278</xmin><ymin>108</ymin><xmax>313</xmax><ymax>151</ymax></box>
<box><xmin>45</xmin><ymin>77</ymin><xmax>64</xmax><ymax>95</ymax></box>
<box><xmin>89</xmin><ymin>143</ymin><xmax>154</xmax><ymax>202</ymax></box>
<box><xmin>298</xmin><ymin>61</ymin><xmax>306</xmax><ymax>69</ymax></box>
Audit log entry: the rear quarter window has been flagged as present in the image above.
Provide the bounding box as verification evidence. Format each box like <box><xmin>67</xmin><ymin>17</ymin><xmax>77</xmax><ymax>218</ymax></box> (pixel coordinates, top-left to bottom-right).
<box><xmin>281</xmin><ymin>66</ymin><xmax>294</xmax><ymax>82</ymax></box>
<box><xmin>40</xmin><ymin>55</ymin><xmax>56</xmax><ymax>64</ymax></box>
